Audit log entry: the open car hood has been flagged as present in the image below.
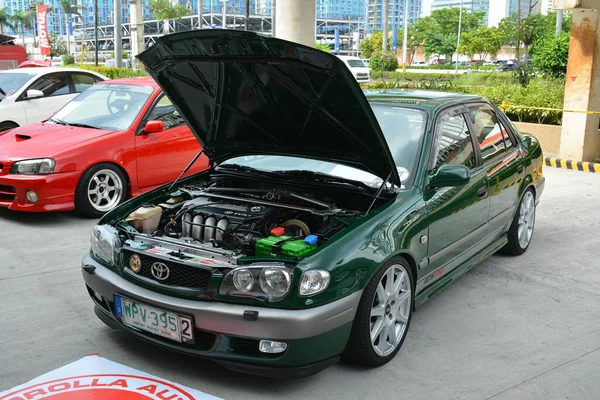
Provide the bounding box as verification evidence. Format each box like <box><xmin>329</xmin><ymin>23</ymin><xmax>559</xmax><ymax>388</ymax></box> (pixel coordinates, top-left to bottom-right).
<box><xmin>137</xmin><ymin>30</ymin><xmax>399</xmax><ymax>185</ymax></box>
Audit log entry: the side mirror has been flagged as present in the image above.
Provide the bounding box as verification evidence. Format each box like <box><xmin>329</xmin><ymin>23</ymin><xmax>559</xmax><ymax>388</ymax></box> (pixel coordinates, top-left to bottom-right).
<box><xmin>428</xmin><ymin>164</ymin><xmax>471</xmax><ymax>188</ymax></box>
<box><xmin>26</xmin><ymin>89</ymin><xmax>44</xmax><ymax>99</ymax></box>
<box><xmin>142</xmin><ymin>120</ymin><xmax>165</xmax><ymax>134</ymax></box>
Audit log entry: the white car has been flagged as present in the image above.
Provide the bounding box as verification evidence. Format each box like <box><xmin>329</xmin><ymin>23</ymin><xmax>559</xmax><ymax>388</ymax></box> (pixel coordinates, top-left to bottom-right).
<box><xmin>0</xmin><ymin>67</ymin><xmax>107</xmax><ymax>131</ymax></box>
<box><xmin>337</xmin><ymin>56</ymin><xmax>370</xmax><ymax>82</ymax></box>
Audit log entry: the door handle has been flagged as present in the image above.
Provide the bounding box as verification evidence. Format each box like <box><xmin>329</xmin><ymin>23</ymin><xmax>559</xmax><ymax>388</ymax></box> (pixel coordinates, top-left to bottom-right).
<box><xmin>477</xmin><ymin>187</ymin><xmax>488</xmax><ymax>198</ymax></box>
<box><xmin>518</xmin><ymin>165</ymin><xmax>524</xmax><ymax>173</ymax></box>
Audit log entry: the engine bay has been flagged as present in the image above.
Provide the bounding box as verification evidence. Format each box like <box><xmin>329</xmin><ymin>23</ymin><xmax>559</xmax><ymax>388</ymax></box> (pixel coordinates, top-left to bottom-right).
<box><xmin>120</xmin><ymin>181</ymin><xmax>366</xmax><ymax>265</ymax></box>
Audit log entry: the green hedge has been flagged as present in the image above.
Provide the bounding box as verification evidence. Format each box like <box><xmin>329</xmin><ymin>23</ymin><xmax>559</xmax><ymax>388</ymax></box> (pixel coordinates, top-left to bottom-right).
<box><xmin>406</xmin><ymin>64</ymin><xmax>496</xmax><ymax>71</ymax></box>
<box><xmin>362</xmin><ymin>77</ymin><xmax>565</xmax><ymax>125</ymax></box>
<box><xmin>72</xmin><ymin>65</ymin><xmax>148</xmax><ymax>79</ymax></box>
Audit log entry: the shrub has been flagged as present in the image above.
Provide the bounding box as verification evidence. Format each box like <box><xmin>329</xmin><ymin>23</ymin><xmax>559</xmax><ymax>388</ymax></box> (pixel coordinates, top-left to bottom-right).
<box><xmin>315</xmin><ymin>43</ymin><xmax>332</xmax><ymax>53</ymax></box>
<box><xmin>61</xmin><ymin>55</ymin><xmax>75</xmax><ymax>65</ymax></box>
<box><xmin>370</xmin><ymin>51</ymin><xmax>399</xmax><ymax>72</ymax></box>
<box><xmin>533</xmin><ymin>31</ymin><xmax>570</xmax><ymax>78</ymax></box>
<box><xmin>74</xmin><ymin>65</ymin><xmax>148</xmax><ymax>79</ymax></box>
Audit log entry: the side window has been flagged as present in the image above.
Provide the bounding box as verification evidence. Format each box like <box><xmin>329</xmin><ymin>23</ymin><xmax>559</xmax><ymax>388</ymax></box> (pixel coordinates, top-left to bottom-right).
<box><xmin>27</xmin><ymin>73</ymin><xmax>69</xmax><ymax>97</ymax></box>
<box><xmin>433</xmin><ymin>112</ymin><xmax>476</xmax><ymax>169</ymax></box>
<box><xmin>468</xmin><ymin>107</ymin><xmax>509</xmax><ymax>163</ymax></box>
<box><xmin>146</xmin><ymin>95</ymin><xmax>184</xmax><ymax>130</ymax></box>
<box><xmin>71</xmin><ymin>73</ymin><xmax>100</xmax><ymax>93</ymax></box>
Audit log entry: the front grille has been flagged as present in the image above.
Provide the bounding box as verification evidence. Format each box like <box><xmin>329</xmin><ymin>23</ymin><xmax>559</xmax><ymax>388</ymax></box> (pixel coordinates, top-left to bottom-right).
<box><xmin>0</xmin><ymin>184</ymin><xmax>15</xmax><ymax>201</ymax></box>
<box><xmin>357</xmin><ymin>73</ymin><xmax>369</xmax><ymax>79</ymax></box>
<box><xmin>122</xmin><ymin>250</ymin><xmax>212</xmax><ymax>291</ymax></box>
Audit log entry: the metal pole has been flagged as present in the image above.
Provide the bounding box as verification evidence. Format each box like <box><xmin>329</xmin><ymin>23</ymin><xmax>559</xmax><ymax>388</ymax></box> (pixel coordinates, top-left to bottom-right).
<box><xmin>114</xmin><ymin>0</ymin><xmax>122</xmax><ymax>67</ymax></box>
<box><xmin>210</xmin><ymin>0</ymin><xmax>214</xmax><ymax>26</ymax></box>
<box><xmin>382</xmin><ymin>0</ymin><xmax>388</xmax><ymax>51</ymax></box>
<box><xmin>402</xmin><ymin>0</ymin><xmax>408</xmax><ymax>72</ymax></box>
<box><xmin>198</xmin><ymin>0</ymin><xmax>203</xmax><ymax>29</ymax></box>
<box><xmin>272</xmin><ymin>0</ymin><xmax>276</xmax><ymax>36</ymax></box>
<box><xmin>221</xmin><ymin>0</ymin><xmax>226</xmax><ymax>29</ymax></box>
<box><xmin>94</xmin><ymin>0</ymin><xmax>98</xmax><ymax>66</ymax></box>
<box><xmin>455</xmin><ymin>0</ymin><xmax>462</xmax><ymax>74</ymax></box>
<box><xmin>245</xmin><ymin>0</ymin><xmax>249</xmax><ymax>30</ymax></box>
<box><xmin>555</xmin><ymin>9</ymin><xmax>563</xmax><ymax>37</ymax></box>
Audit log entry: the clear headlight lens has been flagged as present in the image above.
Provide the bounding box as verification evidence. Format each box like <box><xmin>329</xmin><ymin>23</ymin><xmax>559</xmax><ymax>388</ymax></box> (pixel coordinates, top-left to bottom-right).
<box><xmin>10</xmin><ymin>158</ymin><xmax>55</xmax><ymax>175</ymax></box>
<box><xmin>220</xmin><ymin>264</ymin><xmax>292</xmax><ymax>302</ymax></box>
<box><xmin>90</xmin><ymin>225</ymin><xmax>120</xmax><ymax>266</ymax></box>
<box><xmin>260</xmin><ymin>267</ymin><xmax>292</xmax><ymax>300</ymax></box>
<box><xmin>232</xmin><ymin>268</ymin><xmax>254</xmax><ymax>292</ymax></box>
<box><xmin>299</xmin><ymin>270</ymin><xmax>331</xmax><ymax>296</ymax></box>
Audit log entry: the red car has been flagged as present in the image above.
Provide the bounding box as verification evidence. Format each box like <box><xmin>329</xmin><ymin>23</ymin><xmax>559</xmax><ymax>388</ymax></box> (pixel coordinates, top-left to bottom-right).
<box><xmin>0</xmin><ymin>77</ymin><xmax>208</xmax><ymax>217</ymax></box>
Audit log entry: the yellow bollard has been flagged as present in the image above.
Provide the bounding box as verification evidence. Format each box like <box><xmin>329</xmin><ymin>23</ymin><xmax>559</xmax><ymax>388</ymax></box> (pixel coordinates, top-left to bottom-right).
<box><xmin>501</xmin><ymin>101</ymin><xmax>508</xmax><ymax>113</ymax></box>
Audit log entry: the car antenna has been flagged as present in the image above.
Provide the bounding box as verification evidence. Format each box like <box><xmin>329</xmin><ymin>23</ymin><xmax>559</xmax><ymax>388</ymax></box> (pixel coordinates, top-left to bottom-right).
<box><xmin>168</xmin><ymin>149</ymin><xmax>205</xmax><ymax>191</ymax></box>
<box><xmin>365</xmin><ymin>172</ymin><xmax>394</xmax><ymax>216</ymax></box>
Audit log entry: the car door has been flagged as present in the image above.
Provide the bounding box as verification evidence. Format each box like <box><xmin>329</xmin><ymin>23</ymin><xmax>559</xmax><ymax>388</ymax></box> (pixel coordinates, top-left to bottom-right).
<box><xmin>135</xmin><ymin>94</ymin><xmax>206</xmax><ymax>189</ymax></box>
<box><xmin>467</xmin><ymin>104</ymin><xmax>525</xmax><ymax>236</ymax></box>
<box><xmin>21</xmin><ymin>72</ymin><xmax>75</xmax><ymax>123</ymax></box>
<box><xmin>423</xmin><ymin>107</ymin><xmax>489</xmax><ymax>280</ymax></box>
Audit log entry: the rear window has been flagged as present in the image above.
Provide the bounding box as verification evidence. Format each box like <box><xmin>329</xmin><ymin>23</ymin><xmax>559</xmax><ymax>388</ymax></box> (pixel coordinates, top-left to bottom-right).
<box><xmin>347</xmin><ymin>60</ymin><xmax>366</xmax><ymax>68</ymax></box>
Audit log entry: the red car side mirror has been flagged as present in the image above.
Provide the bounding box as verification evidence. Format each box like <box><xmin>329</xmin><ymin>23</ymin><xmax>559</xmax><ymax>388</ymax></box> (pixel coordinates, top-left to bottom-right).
<box><xmin>143</xmin><ymin>120</ymin><xmax>165</xmax><ymax>133</ymax></box>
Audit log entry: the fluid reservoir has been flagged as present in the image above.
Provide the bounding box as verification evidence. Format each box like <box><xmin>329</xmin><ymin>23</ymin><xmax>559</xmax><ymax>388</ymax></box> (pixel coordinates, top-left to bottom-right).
<box><xmin>126</xmin><ymin>205</ymin><xmax>162</xmax><ymax>233</ymax></box>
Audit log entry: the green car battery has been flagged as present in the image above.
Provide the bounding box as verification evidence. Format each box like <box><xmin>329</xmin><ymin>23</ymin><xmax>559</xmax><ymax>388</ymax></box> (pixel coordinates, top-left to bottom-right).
<box><xmin>255</xmin><ymin>235</ymin><xmax>317</xmax><ymax>258</ymax></box>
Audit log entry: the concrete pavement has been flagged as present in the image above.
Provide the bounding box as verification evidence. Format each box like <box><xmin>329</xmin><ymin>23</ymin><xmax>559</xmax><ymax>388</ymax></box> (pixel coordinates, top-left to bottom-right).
<box><xmin>1</xmin><ymin>166</ymin><xmax>599</xmax><ymax>400</ymax></box>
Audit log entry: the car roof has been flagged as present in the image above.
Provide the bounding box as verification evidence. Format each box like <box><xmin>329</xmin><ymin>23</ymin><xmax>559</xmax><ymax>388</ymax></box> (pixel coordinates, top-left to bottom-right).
<box><xmin>97</xmin><ymin>76</ymin><xmax>158</xmax><ymax>87</ymax></box>
<box><xmin>364</xmin><ymin>89</ymin><xmax>485</xmax><ymax>111</ymax></box>
<box><xmin>337</xmin><ymin>55</ymin><xmax>362</xmax><ymax>61</ymax></box>
<box><xmin>1</xmin><ymin>67</ymin><xmax>102</xmax><ymax>74</ymax></box>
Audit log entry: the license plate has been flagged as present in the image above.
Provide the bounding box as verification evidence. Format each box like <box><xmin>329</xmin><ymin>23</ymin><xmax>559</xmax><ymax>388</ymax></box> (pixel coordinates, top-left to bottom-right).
<box><xmin>114</xmin><ymin>295</ymin><xmax>194</xmax><ymax>344</ymax></box>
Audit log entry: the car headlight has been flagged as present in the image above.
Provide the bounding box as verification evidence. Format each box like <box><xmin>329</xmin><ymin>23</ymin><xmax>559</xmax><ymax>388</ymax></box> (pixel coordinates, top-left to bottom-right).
<box><xmin>299</xmin><ymin>270</ymin><xmax>330</xmax><ymax>296</ymax></box>
<box><xmin>90</xmin><ymin>225</ymin><xmax>120</xmax><ymax>266</ymax></box>
<box><xmin>220</xmin><ymin>264</ymin><xmax>292</xmax><ymax>302</ymax></box>
<box><xmin>10</xmin><ymin>158</ymin><xmax>55</xmax><ymax>175</ymax></box>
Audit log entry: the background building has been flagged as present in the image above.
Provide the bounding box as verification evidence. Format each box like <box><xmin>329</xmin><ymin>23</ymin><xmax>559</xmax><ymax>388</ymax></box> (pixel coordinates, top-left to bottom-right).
<box><xmin>430</xmin><ymin>0</ymin><xmax>490</xmax><ymax>25</ymax></box>
<box><xmin>366</xmin><ymin>0</ymin><xmax>422</xmax><ymax>32</ymax></box>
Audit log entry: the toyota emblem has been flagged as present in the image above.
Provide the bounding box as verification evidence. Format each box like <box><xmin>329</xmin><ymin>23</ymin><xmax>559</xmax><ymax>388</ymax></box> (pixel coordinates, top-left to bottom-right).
<box><xmin>150</xmin><ymin>262</ymin><xmax>170</xmax><ymax>281</ymax></box>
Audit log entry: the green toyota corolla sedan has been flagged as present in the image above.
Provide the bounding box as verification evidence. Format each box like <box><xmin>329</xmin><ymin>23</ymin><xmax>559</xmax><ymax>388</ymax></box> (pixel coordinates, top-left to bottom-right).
<box><xmin>82</xmin><ymin>30</ymin><xmax>545</xmax><ymax>378</ymax></box>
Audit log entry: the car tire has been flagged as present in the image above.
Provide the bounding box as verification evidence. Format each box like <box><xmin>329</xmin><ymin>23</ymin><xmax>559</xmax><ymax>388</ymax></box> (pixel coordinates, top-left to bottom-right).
<box><xmin>501</xmin><ymin>188</ymin><xmax>536</xmax><ymax>255</ymax></box>
<box><xmin>75</xmin><ymin>163</ymin><xmax>128</xmax><ymax>218</ymax></box>
<box><xmin>0</xmin><ymin>121</ymin><xmax>18</xmax><ymax>132</ymax></box>
<box><xmin>342</xmin><ymin>257</ymin><xmax>414</xmax><ymax>366</ymax></box>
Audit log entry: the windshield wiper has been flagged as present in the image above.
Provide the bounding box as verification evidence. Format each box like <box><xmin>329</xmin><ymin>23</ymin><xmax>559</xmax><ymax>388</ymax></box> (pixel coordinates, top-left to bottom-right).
<box><xmin>66</xmin><ymin>122</ymin><xmax>100</xmax><ymax>129</ymax></box>
<box><xmin>272</xmin><ymin>170</ymin><xmax>376</xmax><ymax>192</ymax></box>
<box><xmin>47</xmin><ymin>117</ymin><xmax>70</xmax><ymax>126</ymax></box>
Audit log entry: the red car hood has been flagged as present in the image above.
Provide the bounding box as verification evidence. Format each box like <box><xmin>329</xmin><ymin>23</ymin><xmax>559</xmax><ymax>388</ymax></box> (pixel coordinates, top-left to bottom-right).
<box><xmin>0</xmin><ymin>123</ymin><xmax>115</xmax><ymax>161</ymax></box>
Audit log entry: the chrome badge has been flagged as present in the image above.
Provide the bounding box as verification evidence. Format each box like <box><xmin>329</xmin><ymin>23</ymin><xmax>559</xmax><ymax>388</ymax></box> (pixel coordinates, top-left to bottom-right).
<box><xmin>129</xmin><ymin>254</ymin><xmax>142</xmax><ymax>273</ymax></box>
<box><xmin>151</xmin><ymin>262</ymin><xmax>170</xmax><ymax>281</ymax></box>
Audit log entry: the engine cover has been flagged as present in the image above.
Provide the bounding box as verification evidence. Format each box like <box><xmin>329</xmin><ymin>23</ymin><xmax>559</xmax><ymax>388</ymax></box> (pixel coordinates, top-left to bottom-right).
<box><xmin>181</xmin><ymin>200</ymin><xmax>276</xmax><ymax>242</ymax></box>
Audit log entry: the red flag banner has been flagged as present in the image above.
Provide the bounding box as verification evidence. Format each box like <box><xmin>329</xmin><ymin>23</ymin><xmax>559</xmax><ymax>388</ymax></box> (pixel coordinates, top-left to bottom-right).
<box><xmin>37</xmin><ymin>4</ymin><xmax>51</xmax><ymax>56</ymax></box>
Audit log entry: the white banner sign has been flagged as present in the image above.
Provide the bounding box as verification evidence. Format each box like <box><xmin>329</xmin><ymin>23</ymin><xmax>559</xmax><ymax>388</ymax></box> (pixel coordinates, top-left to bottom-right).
<box><xmin>1</xmin><ymin>356</ymin><xmax>221</xmax><ymax>400</ymax></box>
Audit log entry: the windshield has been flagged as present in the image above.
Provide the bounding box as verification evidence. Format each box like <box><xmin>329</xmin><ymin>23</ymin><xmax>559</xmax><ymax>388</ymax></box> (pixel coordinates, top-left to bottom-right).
<box><xmin>347</xmin><ymin>59</ymin><xmax>366</xmax><ymax>68</ymax></box>
<box><xmin>50</xmin><ymin>83</ymin><xmax>154</xmax><ymax>130</ymax></box>
<box><xmin>0</xmin><ymin>72</ymin><xmax>36</xmax><ymax>97</ymax></box>
<box><xmin>220</xmin><ymin>106</ymin><xmax>426</xmax><ymax>188</ymax></box>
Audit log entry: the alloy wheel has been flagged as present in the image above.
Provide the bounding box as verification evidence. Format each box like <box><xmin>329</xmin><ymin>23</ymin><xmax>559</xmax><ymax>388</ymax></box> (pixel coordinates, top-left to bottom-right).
<box><xmin>87</xmin><ymin>169</ymin><xmax>123</xmax><ymax>213</ymax></box>
<box><xmin>517</xmin><ymin>191</ymin><xmax>535</xmax><ymax>249</ymax></box>
<box><xmin>370</xmin><ymin>264</ymin><xmax>412</xmax><ymax>357</ymax></box>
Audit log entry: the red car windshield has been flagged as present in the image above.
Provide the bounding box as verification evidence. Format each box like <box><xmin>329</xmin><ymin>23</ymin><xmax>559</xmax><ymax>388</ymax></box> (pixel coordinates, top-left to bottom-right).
<box><xmin>51</xmin><ymin>83</ymin><xmax>154</xmax><ymax>130</ymax></box>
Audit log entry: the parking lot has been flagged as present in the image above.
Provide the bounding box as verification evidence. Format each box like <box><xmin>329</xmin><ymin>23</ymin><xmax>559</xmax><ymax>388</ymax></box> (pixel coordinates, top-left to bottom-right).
<box><xmin>1</xmin><ymin>166</ymin><xmax>599</xmax><ymax>400</ymax></box>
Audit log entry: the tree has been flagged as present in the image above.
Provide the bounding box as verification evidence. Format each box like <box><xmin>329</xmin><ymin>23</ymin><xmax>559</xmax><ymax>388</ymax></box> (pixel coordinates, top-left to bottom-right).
<box><xmin>415</xmin><ymin>7</ymin><xmax>486</xmax><ymax>60</ymax></box>
<box><xmin>59</xmin><ymin>0</ymin><xmax>82</xmax><ymax>55</ymax></box>
<box><xmin>397</xmin><ymin>25</ymin><xmax>424</xmax><ymax>64</ymax></box>
<box><xmin>0</xmin><ymin>8</ymin><xmax>14</xmax><ymax>35</ymax></box>
<box><xmin>359</xmin><ymin>32</ymin><xmax>390</xmax><ymax>59</ymax></box>
<box><xmin>458</xmin><ymin>27</ymin><xmax>501</xmax><ymax>61</ymax></box>
<box><xmin>49</xmin><ymin>33</ymin><xmax>68</xmax><ymax>57</ymax></box>
<box><xmin>533</xmin><ymin>31</ymin><xmax>570</xmax><ymax>77</ymax></box>
<box><xmin>10</xmin><ymin>10</ymin><xmax>33</xmax><ymax>46</ymax></box>
<box><xmin>150</xmin><ymin>0</ymin><xmax>191</xmax><ymax>34</ymax></box>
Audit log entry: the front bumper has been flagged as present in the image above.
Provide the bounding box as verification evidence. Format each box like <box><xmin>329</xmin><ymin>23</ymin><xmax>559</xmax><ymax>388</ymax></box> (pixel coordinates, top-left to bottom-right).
<box><xmin>82</xmin><ymin>254</ymin><xmax>362</xmax><ymax>377</ymax></box>
<box><xmin>0</xmin><ymin>171</ymin><xmax>80</xmax><ymax>212</ymax></box>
